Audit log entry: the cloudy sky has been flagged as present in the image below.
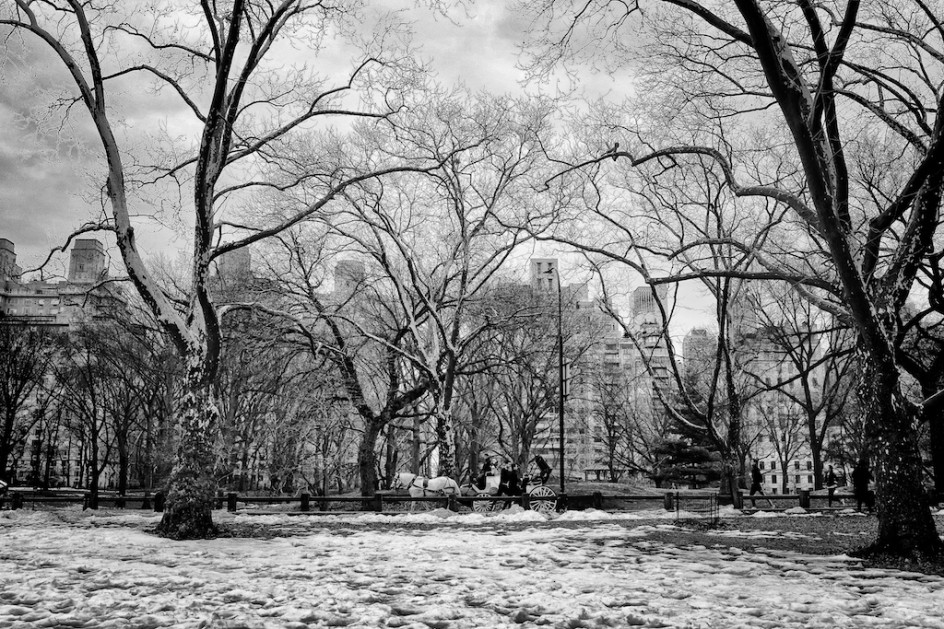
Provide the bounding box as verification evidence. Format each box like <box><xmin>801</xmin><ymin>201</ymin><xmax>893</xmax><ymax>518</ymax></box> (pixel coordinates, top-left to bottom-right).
<box><xmin>0</xmin><ymin>1</ymin><xmax>560</xmax><ymax>274</ymax></box>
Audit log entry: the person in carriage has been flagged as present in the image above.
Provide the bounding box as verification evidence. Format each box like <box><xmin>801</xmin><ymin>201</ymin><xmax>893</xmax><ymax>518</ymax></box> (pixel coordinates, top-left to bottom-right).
<box><xmin>495</xmin><ymin>460</ymin><xmax>521</xmax><ymax>510</ymax></box>
<box><xmin>471</xmin><ymin>457</ymin><xmax>501</xmax><ymax>496</ymax></box>
<box><xmin>497</xmin><ymin>461</ymin><xmax>521</xmax><ymax>496</ymax></box>
<box><xmin>533</xmin><ymin>455</ymin><xmax>552</xmax><ymax>485</ymax></box>
<box><xmin>475</xmin><ymin>458</ymin><xmax>493</xmax><ymax>491</ymax></box>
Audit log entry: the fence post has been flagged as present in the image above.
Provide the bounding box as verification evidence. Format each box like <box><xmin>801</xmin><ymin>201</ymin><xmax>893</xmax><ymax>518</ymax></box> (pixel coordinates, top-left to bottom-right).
<box><xmin>447</xmin><ymin>494</ymin><xmax>458</xmax><ymax>512</ymax></box>
<box><xmin>664</xmin><ymin>492</ymin><xmax>674</xmax><ymax>511</ymax></box>
<box><xmin>227</xmin><ymin>492</ymin><xmax>237</xmax><ymax>513</ymax></box>
<box><xmin>734</xmin><ymin>490</ymin><xmax>743</xmax><ymax>510</ymax></box>
<box><xmin>300</xmin><ymin>493</ymin><xmax>310</xmax><ymax>512</ymax></box>
<box><xmin>799</xmin><ymin>489</ymin><xmax>811</xmax><ymax>509</ymax></box>
<box><xmin>592</xmin><ymin>491</ymin><xmax>603</xmax><ymax>510</ymax></box>
<box><xmin>153</xmin><ymin>491</ymin><xmax>165</xmax><ymax>513</ymax></box>
<box><xmin>373</xmin><ymin>493</ymin><xmax>383</xmax><ymax>512</ymax></box>
<box><xmin>521</xmin><ymin>492</ymin><xmax>530</xmax><ymax>510</ymax></box>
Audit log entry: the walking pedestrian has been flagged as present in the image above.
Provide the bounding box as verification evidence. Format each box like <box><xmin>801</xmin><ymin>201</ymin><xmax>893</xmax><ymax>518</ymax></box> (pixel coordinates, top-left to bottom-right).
<box><xmin>825</xmin><ymin>465</ymin><xmax>838</xmax><ymax>507</ymax></box>
<box><xmin>749</xmin><ymin>460</ymin><xmax>773</xmax><ymax>508</ymax></box>
<box><xmin>851</xmin><ymin>458</ymin><xmax>873</xmax><ymax>513</ymax></box>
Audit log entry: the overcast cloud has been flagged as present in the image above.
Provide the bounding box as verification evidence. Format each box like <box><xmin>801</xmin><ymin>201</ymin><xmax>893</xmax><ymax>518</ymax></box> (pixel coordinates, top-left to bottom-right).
<box><xmin>0</xmin><ymin>1</ymin><xmax>537</xmax><ymax>272</ymax></box>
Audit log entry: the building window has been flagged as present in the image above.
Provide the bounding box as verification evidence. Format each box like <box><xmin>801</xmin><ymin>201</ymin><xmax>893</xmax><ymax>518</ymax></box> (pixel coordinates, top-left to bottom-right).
<box><xmin>771</xmin><ymin>474</ymin><xmax>777</xmax><ymax>484</ymax></box>
<box><xmin>806</xmin><ymin>461</ymin><xmax>812</xmax><ymax>470</ymax></box>
<box><xmin>807</xmin><ymin>475</ymin><xmax>813</xmax><ymax>484</ymax></box>
<box><xmin>794</xmin><ymin>461</ymin><xmax>800</xmax><ymax>470</ymax></box>
<box><xmin>759</xmin><ymin>461</ymin><xmax>764</xmax><ymax>470</ymax></box>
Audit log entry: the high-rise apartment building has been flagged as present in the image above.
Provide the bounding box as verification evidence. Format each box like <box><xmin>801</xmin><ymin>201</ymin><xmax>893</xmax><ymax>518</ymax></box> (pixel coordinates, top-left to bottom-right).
<box><xmin>0</xmin><ymin>238</ymin><xmax>116</xmax><ymax>328</ymax></box>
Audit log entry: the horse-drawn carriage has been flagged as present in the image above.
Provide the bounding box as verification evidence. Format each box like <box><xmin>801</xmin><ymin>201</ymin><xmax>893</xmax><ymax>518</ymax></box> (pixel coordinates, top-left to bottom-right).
<box><xmin>393</xmin><ymin>466</ymin><xmax>559</xmax><ymax>514</ymax></box>
<box><xmin>467</xmin><ymin>469</ymin><xmax>558</xmax><ymax>514</ymax></box>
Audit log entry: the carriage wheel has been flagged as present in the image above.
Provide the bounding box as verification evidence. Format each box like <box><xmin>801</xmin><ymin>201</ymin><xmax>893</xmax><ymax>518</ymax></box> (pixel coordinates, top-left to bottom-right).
<box><xmin>472</xmin><ymin>494</ymin><xmax>499</xmax><ymax>512</ymax></box>
<box><xmin>528</xmin><ymin>485</ymin><xmax>558</xmax><ymax>514</ymax></box>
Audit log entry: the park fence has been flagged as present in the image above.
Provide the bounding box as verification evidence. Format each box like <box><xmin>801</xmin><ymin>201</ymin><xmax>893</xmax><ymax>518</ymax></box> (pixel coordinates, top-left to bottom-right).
<box><xmin>1</xmin><ymin>487</ymin><xmax>846</xmax><ymax>515</ymax></box>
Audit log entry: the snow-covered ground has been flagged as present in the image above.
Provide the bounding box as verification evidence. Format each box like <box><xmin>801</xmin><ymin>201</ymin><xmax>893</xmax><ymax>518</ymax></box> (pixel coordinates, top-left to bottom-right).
<box><xmin>1</xmin><ymin>507</ymin><xmax>943</xmax><ymax>628</ymax></box>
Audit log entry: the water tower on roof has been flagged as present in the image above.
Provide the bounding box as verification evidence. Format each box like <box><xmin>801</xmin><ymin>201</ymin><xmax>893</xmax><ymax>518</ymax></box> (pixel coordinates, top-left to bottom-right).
<box><xmin>0</xmin><ymin>238</ymin><xmax>17</xmax><ymax>280</ymax></box>
<box><xmin>67</xmin><ymin>239</ymin><xmax>107</xmax><ymax>284</ymax></box>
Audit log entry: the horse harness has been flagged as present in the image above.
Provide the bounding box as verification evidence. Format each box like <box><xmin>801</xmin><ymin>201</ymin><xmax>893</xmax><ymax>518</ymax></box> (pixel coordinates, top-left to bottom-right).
<box><xmin>406</xmin><ymin>474</ymin><xmax>432</xmax><ymax>496</ymax></box>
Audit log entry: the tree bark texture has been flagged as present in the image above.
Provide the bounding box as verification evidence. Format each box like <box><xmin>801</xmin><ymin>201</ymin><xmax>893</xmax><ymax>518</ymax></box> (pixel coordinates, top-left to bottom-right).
<box><xmin>434</xmin><ymin>404</ymin><xmax>457</xmax><ymax>479</ymax></box>
<box><xmin>858</xmin><ymin>359</ymin><xmax>943</xmax><ymax>558</ymax></box>
<box><xmin>156</xmin><ymin>380</ymin><xmax>219</xmax><ymax>539</ymax></box>
<box><xmin>358</xmin><ymin>419</ymin><xmax>384</xmax><ymax>497</ymax></box>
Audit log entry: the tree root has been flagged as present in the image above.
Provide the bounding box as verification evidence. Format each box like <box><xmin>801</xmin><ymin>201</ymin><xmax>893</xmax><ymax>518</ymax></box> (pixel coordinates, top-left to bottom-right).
<box><xmin>155</xmin><ymin>505</ymin><xmax>218</xmax><ymax>540</ymax></box>
<box><xmin>850</xmin><ymin>538</ymin><xmax>944</xmax><ymax>575</ymax></box>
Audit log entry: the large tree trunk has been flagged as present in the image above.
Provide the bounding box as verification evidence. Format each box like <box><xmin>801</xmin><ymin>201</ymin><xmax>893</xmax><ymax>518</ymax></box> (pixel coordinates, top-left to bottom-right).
<box><xmin>357</xmin><ymin>418</ymin><xmax>384</xmax><ymax>497</ymax></box>
<box><xmin>858</xmin><ymin>363</ymin><xmax>943</xmax><ymax>559</ymax></box>
<box><xmin>117</xmin><ymin>424</ymin><xmax>129</xmax><ymax>497</ymax></box>
<box><xmin>156</xmin><ymin>381</ymin><xmax>219</xmax><ymax>539</ymax></box>
<box><xmin>809</xmin><ymin>428</ymin><xmax>824</xmax><ymax>491</ymax></box>
<box><xmin>0</xmin><ymin>408</ymin><xmax>15</xmax><ymax>480</ymax></box>
<box><xmin>434</xmin><ymin>404</ymin><xmax>457</xmax><ymax>478</ymax></box>
<box><xmin>88</xmin><ymin>436</ymin><xmax>100</xmax><ymax>510</ymax></box>
<box><xmin>384</xmin><ymin>423</ymin><xmax>398</xmax><ymax>490</ymax></box>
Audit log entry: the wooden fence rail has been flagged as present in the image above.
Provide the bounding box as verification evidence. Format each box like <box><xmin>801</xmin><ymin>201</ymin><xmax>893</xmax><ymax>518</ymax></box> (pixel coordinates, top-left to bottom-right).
<box><xmin>1</xmin><ymin>489</ymin><xmax>855</xmax><ymax>514</ymax></box>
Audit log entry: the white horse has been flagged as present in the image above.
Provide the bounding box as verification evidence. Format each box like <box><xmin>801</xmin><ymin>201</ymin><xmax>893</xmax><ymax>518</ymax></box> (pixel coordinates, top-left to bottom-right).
<box><xmin>393</xmin><ymin>472</ymin><xmax>461</xmax><ymax>512</ymax></box>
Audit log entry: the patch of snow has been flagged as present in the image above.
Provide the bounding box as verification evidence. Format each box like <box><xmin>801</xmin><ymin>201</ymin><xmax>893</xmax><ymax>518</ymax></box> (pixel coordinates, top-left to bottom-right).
<box><xmin>2</xmin><ymin>508</ymin><xmax>942</xmax><ymax>629</ymax></box>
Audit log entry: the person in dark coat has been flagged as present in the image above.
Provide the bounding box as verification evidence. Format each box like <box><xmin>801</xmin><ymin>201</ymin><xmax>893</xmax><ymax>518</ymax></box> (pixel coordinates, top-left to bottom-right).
<box><xmin>851</xmin><ymin>458</ymin><xmax>873</xmax><ymax>513</ymax></box>
<box><xmin>506</xmin><ymin>463</ymin><xmax>521</xmax><ymax>496</ymax></box>
<box><xmin>498</xmin><ymin>462</ymin><xmax>512</xmax><ymax>496</ymax></box>
<box><xmin>475</xmin><ymin>459</ymin><xmax>492</xmax><ymax>491</ymax></box>
<box><xmin>533</xmin><ymin>455</ymin><xmax>552</xmax><ymax>485</ymax></box>
<box><xmin>825</xmin><ymin>465</ymin><xmax>838</xmax><ymax>506</ymax></box>
<box><xmin>749</xmin><ymin>460</ymin><xmax>773</xmax><ymax>508</ymax></box>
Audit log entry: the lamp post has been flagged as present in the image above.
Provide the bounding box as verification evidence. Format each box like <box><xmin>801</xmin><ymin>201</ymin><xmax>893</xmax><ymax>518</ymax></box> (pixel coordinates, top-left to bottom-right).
<box><xmin>553</xmin><ymin>266</ymin><xmax>566</xmax><ymax>498</ymax></box>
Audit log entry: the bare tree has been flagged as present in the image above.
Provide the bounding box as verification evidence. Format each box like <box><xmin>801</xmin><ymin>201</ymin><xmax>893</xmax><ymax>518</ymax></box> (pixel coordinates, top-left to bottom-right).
<box><xmin>253</xmin><ymin>228</ymin><xmax>430</xmax><ymax>497</ymax></box>
<box><xmin>740</xmin><ymin>286</ymin><xmax>855</xmax><ymax>489</ymax></box>
<box><xmin>54</xmin><ymin>328</ymin><xmax>120</xmax><ymax>507</ymax></box>
<box><xmin>0</xmin><ymin>323</ymin><xmax>60</xmax><ymax>482</ymax></box>
<box><xmin>588</xmin><ymin>370</ymin><xmax>664</xmax><ymax>483</ymax></box>
<box><xmin>2</xmin><ymin>1</ymin><xmax>457</xmax><ymax>537</ymax></box>
<box><xmin>322</xmin><ymin>93</ymin><xmax>550</xmax><ymax>478</ymax></box>
<box><xmin>575</xmin><ymin>171</ymin><xmax>763</xmax><ymax>503</ymax></box>
<box><xmin>525</xmin><ymin>0</ymin><xmax>944</xmax><ymax>559</ymax></box>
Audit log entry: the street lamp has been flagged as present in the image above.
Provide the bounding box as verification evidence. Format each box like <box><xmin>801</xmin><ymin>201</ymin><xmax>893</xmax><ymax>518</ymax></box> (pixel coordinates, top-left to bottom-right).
<box><xmin>553</xmin><ymin>266</ymin><xmax>566</xmax><ymax>499</ymax></box>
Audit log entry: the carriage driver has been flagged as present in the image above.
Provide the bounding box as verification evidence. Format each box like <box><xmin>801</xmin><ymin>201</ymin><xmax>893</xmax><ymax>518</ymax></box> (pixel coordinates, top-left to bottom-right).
<box><xmin>533</xmin><ymin>455</ymin><xmax>552</xmax><ymax>485</ymax></box>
